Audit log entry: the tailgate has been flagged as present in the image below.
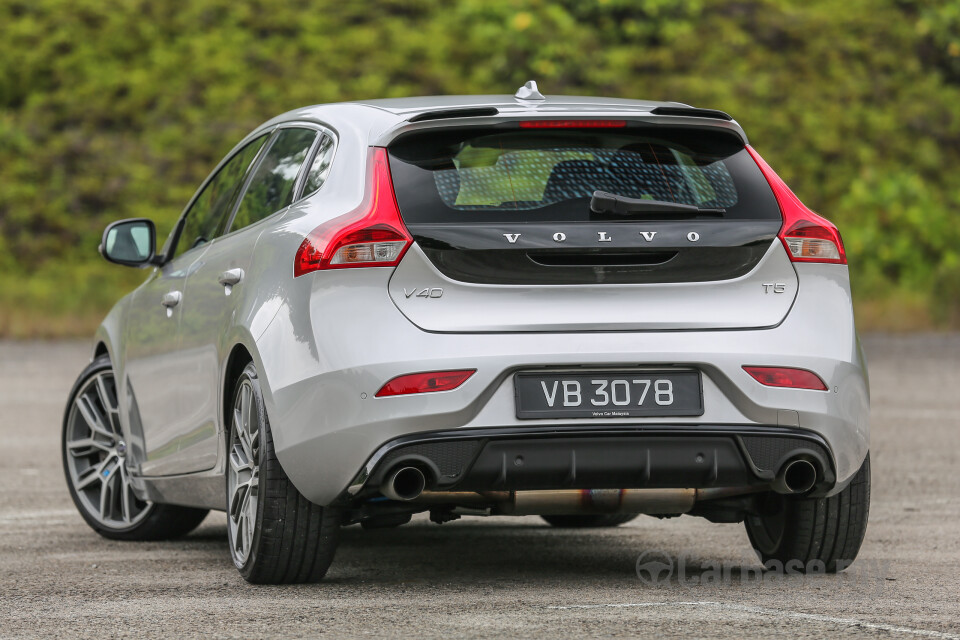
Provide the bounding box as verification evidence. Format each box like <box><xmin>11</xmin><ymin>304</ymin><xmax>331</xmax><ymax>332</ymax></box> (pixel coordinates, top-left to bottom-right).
<box><xmin>385</xmin><ymin>122</ymin><xmax>796</xmax><ymax>333</ymax></box>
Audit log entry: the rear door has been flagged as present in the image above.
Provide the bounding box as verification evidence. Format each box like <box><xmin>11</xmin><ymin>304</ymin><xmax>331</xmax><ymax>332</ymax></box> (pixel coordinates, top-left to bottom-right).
<box><xmin>175</xmin><ymin>126</ymin><xmax>323</xmax><ymax>473</ymax></box>
<box><xmin>385</xmin><ymin>123</ymin><xmax>795</xmax><ymax>332</ymax></box>
<box><xmin>128</xmin><ymin>133</ymin><xmax>269</xmax><ymax>476</ymax></box>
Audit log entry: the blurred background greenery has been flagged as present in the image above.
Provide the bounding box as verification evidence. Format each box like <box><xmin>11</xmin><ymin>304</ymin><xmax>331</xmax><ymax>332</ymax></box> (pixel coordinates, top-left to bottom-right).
<box><xmin>1</xmin><ymin>0</ymin><xmax>958</xmax><ymax>337</ymax></box>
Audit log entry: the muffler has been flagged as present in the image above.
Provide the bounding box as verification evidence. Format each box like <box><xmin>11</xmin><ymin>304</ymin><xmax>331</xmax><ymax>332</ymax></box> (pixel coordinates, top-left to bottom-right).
<box><xmin>772</xmin><ymin>458</ymin><xmax>818</xmax><ymax>495</ymax></box>
<box><xmin>381</xmin><ymin>466</ymin><xmax>427</xmax><ymax>501</ymax></box>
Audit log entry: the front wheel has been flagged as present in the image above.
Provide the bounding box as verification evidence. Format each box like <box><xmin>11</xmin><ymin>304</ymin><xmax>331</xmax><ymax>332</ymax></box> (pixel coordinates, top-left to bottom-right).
<box><xmin>62</xmin><ymin>355</ymin><xmax>208</xmax><ymax>540</ymax></box>
<box><xmin>226</xmin><ymin>362</ymin><xmax>341</xmax><ymax>584</ymax></box>
<box><xmin>745</xmin><ymin>454</ymin><xmax>870</xmax><ymax>573</ymax></box>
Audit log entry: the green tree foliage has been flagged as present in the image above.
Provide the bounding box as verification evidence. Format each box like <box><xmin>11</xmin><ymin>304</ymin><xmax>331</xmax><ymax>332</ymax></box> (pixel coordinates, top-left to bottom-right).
<box><xmin>1</xmin><ymin>0</ymin><xmax>958</xmax><ymax>335</ymax></box>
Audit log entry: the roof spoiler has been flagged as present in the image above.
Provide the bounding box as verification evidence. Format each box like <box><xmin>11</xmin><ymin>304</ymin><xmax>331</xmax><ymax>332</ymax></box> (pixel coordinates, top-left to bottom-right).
<box><xmin>408</xmin><ymin>107</ymin><xmax>500</xmax><ymax>123</ymax></box>
<box><xmin>650</xmin><ymin>106</ymin><xmax>733</xmax><ymax>121</ymax></box>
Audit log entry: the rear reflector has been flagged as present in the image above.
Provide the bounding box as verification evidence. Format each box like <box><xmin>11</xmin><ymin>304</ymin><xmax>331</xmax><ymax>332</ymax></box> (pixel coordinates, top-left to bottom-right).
<box><xmin>376</xmin><ymin>370</ymin><xmax>476</xmax><ymax>398</ymax></box>
<box><xmin>294</xmin><ymin>147</ymin><xmax>412</xmax><ymax>276</ymax></box>
<box><xmin>518</xmin><ymin>120</ymin><xmax>626</xmax><ymax>129</ymax></box>
<box><xmin>743</xmin><ymin>366</ymin><xmax>828</xmax><ymax>391</ymax></box>
<box><xmin>746</xmin><ymin>146</ymin><xmax>846</xmax><ymax>265</ymax></box>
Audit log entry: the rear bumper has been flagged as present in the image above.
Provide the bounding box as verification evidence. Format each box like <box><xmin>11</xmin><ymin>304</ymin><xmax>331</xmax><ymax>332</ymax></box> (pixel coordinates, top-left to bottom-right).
<box><xmin>335</xmin><ymin>425</ymin><xmax>836</xmax><ymax>505</ymax></box>
<box><xmin>255</xmin><ymin>263</ymin><xmax>868</xmax><ymax>506</ymax></box>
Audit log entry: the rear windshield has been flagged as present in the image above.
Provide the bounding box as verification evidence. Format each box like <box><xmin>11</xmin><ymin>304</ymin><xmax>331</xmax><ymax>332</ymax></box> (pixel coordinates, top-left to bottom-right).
<box><xmin>388</xmin><ymin>126</ymin><xmax>780</xmax><ymax>223</ymax></box>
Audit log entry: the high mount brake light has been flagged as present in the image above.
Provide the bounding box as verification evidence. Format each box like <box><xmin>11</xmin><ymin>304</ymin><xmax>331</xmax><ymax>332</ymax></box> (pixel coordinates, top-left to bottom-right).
<box><xmin>518</xmin><ymin>120</ymin><xmax>626</xmax><ymax>129</ymax></box>
<box><xmin>293</xmin><ymin>147</ymin><xmax>412</xmax><ymax>276</ymax></box>
<box><xmin>747</xmin><ymin>146</ymin><xmax>846</xmax><ymax>265</ymax></box>
<box><xmin>743</xmin><ymin>366</ymin><xmax>828</xmax><ymax>391</ymax></box>
<box><xmin>375</xmin><ymin>370</ymin><xmax>476</xmax><ymax>398</ymax></box>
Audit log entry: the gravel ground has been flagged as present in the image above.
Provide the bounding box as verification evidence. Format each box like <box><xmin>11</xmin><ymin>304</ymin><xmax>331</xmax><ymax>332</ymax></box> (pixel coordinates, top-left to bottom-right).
<box><xmin>1</xmin><ymin>336</ymin><xmax>958</xmax><ymax>639</ymax></box>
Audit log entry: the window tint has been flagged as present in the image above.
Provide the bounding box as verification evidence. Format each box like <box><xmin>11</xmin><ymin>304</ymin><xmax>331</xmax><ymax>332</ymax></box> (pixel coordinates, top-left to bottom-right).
<box><xmin>388</xmin><ymin>127</ymin><xmax>780</xmax><ymax>223</ymax></box>
<box><xmin>174</xmin><ymin>135</ymin><xmax>268</xmax><ymax>259</ymax></box>
<box><xmin>301</xmin><ymin>134</ymin><xmax>335</xmax><ymax>197</ymax></box>
<box><xmin>230</xmin><ymin>128</ymin><xmax>317</xmax><ymax>231</ymax></box>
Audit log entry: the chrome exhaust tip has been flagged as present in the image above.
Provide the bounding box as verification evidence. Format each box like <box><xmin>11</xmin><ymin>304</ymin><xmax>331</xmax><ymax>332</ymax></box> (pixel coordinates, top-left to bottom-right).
<box><xmin>381</xmin><ymin>466</ymin><xmax>427</xmax><ymax>501</ymax></box>
<box><xmin>773</xmin><ymin>458</ymin><xmax>818</xmax><ymax>495</ymax></box>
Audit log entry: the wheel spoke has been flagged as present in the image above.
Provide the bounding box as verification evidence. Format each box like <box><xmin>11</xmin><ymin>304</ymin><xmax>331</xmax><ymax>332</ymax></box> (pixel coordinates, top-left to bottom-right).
<box><xmin>119</xmin><ymin>465</ymin><xmax>132</xmax><ymax>523</ymax></box>
<box><xmin>242</xmin><ymin>498</ymin><xmax>254</xmax><ymax>556</ymax></box>
<box><xmin>75</xmin><ymin>394</ymin><xmax>113</xmax><ymax>441</ymax></box>
<box><xmin>234</xmin><ymin>516</ymin><xmax>245</xmax><ymax>554</ymax></box>
<box><xmin>67</xmin><ymin>437</ymin><xmax>111</xmax><ymax>456</ymax></box>
<box><xmin>241</xmin><ymin>384</ymin><xmax>251</xmax><ymax>437</ymax></box>
<box><xmin>247</xmin><ymin>408</ymin><xmax>259</xmax><ymax>461</ymax></box>
<box><xmin>233</xmin><ymin>484</ymin><xmax>251</xmax><ymax>557</ymax></box>
<box><xmin>94</xmin><ymin>374</ymin><xmax>116</xmax><ymax>413</ymax></box>
<box><xmin>75</xmin><ymin>467</ymin><xmax>102</xmax><ymax>492</ymax></box>
<box><xmin>239</xmin><ymin>429</ymin><xmax>253</xmax><ymax>462</ymax></box>
<box><xmin>233</xmin><ymin>406</ymin><xmax>243</xmax><ymax>441</ymax></box>
<box><xmin>99</xmin><ymin>465</ymin><xmax>114</xmax><ymax>521</ymax></box>
<box><xmin>230</xmin><ymin>481</ymin><xmax>248</xmax><ymax>522</ymax></box>
<box><xmin>229</xmin><ymin>445</ymin><xmax>252</xmax><ymax>475</ymax></box>
<box><xmin>75</xmin><ymin>454</ymin><xmax>113</xmax><ymax>491</ymax></box>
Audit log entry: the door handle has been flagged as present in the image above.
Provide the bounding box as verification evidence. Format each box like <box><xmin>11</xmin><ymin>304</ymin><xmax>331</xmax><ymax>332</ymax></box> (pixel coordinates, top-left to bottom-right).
<box><xmin>161</xmin><ymin>291</ymin><xmax>182</xmax><ymax>308</ymax></box>
<box><xmin>218</xmin><ymin>268</ymin><xmax>244</xmax><ymax>287</ymax></box>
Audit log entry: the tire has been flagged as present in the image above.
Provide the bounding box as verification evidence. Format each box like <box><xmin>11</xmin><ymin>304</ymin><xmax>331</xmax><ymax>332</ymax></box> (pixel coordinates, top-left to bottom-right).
<box><xmin>541</xmin><ymin>513</ymin><xmax>640</xmax><ymax>528</ymax></box>
<box><xmin>745</xmin><ymin>453</ymin><xmax>870</xmax><ymax>573</ymax></box>
<box><xmin>226</xmin><ymin>362</ymin><xmax>341</xmax><ymax>584</ymax></box>
<box><xmin>62</xmin><ymin>355</ymin><xmax>209</xmax><ymax>541</ymax></box>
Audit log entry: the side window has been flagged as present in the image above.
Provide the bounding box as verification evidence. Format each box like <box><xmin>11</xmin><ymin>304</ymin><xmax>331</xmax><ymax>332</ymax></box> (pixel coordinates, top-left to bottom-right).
<box><xmin>301</xmin><ymin>134</ymin><xmax>335</xmax><ymax>197</ymax></box>
<box><xmin>230</xmin><ymin>128</ymin><xmax>317</xmax><ymax>231</ymax></box>
<box><xmin>173</xmin><ymin>135</ymin><xmax>268</xmax><ymax>259</ymax></box>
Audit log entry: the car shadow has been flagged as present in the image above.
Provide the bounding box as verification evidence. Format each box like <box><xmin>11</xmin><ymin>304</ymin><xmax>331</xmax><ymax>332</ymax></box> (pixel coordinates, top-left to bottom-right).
<box><xmin>332</xmin><ymin>519</ymin><xmax>676</xmax><ymax>583</ymax></box>
<box><xmin>179</xmin><ymin>516</ymin><xmax>832</xmax><ymax>589</ymax></box>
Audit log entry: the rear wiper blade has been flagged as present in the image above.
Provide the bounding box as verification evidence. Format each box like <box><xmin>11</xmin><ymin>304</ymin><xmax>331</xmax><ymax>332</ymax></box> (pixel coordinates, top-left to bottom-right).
<box><xmin>590</xmin><ymin>191</ymin><xmax>725</xmax><ymax>217</ymax></box>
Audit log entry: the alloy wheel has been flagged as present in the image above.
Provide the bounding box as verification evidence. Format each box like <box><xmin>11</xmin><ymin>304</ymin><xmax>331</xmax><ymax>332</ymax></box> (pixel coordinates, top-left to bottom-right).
<box><xmin>227</xmin><ymin>378</ymin><xmax>261</xmax><ymax>566</ymax></box>
<box><xmin>64</xmin><ymin>370</ymin><xmax>151</xmax><ymax>528</ymax></box>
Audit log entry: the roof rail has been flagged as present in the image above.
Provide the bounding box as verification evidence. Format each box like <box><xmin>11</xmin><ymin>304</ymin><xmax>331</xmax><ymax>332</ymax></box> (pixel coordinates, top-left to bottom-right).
<box><xmin>650</xmin><ymin>106</ymin><xmax>733</xmax><ymax>121</ymax></box>
<box><xmin>408</xmin><ymin>107</ymin><xmax>499</xmax><ymax>123</ymax></box>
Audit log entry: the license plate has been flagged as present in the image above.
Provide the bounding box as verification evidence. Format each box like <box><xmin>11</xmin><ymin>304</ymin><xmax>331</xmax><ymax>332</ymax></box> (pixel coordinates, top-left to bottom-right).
<box><xmin>514</xmin><ymin>370</ymin><xmax>703</xmax><ymax>419</ymax></box>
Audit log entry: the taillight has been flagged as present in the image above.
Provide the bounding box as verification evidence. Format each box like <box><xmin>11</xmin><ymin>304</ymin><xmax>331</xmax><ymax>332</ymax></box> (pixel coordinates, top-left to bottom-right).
<box><xmin>293</xmin><ymin>147</ymin><xmax>412</xmax><ymax>276</ymax></box>
<box><xmin>743</xmin><ymin>366</ymin><xmax>828</xmax><ymax>391</ymax></box>
<box><xmin>375</xmin><ymin>370</ymin><xmax>476</xmax><ymax>398</ymax></box>
<box><xmin>746</xmin><ymin>146</ymin><xmax>846</xmax><ymax>264</ymax></box>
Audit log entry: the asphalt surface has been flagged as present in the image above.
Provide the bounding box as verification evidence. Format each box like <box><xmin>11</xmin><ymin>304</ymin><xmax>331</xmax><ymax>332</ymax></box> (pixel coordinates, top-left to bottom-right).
<box><xmin>1</xmin><ymin>336</ymin><xmax>958</xmax><ymax>639</ymax></box>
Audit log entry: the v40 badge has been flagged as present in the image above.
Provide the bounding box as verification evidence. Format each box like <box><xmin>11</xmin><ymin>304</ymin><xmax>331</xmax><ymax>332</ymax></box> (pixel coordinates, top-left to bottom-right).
<box><xmin>403</xmin><ymin>287</ymin><xmax>443</xmax><ymax>299</ymax></box>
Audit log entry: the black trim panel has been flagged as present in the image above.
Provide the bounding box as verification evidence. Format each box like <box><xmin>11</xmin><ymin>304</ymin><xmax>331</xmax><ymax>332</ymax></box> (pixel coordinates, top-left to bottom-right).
<box><xmin>339</xmin><ymin>425</ymin><xmax>836</xmax><ymax>504</ymax></box>
<box><xmin>408</xmin><ymin>107</ymin><xmax>500</xmax><ymax>122</ymax></box>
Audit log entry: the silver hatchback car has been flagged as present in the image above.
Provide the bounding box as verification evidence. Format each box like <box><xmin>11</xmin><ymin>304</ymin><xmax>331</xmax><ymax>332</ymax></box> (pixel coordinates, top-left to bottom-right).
<box><xmin>62</xmin><ymin>83</ymin><xmax>870</xmax><ymax>583</ymax></box>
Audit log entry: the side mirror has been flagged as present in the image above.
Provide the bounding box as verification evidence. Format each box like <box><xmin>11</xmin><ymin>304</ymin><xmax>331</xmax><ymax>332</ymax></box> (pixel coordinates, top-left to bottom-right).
<box><xmin>99</xmin><ymin>218</ymin><xmax>157</xmax><ymax>267</ymax></box>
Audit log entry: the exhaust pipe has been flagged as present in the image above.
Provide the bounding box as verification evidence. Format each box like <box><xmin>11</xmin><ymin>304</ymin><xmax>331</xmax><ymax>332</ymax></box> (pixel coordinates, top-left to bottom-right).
<box><xmin>381</xmin><ymin>466</ymin><xmax>427</xmax><ymax>501</ymax></box>
<box><xmin>772</xmin><ymin>458</ymin><xmax>818</xmax><ymax>495</ymax></box>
